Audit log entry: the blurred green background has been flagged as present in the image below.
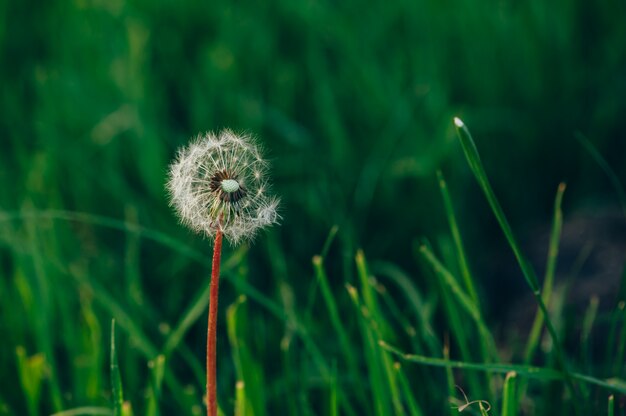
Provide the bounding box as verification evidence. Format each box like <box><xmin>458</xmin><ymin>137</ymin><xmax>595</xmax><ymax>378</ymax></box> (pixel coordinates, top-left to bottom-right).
<box><xmin>1</xmin><ymin>0</ymin><xmax>625</xmax><ymax>414</ymax></box>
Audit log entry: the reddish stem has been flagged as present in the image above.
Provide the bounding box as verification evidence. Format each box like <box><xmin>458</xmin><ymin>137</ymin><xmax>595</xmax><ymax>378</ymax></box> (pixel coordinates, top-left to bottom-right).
<box><xmin>207</xmin><ymin>229</ymin><xmax>223</xmax><ymax>416</ymax></box>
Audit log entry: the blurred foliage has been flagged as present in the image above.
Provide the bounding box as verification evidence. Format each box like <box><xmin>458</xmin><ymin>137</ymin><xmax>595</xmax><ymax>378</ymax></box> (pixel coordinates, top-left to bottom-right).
<box><xmin>1</xmin><ymin>0</ymin><xmax>625</xmax><ymax>414</ymax></box>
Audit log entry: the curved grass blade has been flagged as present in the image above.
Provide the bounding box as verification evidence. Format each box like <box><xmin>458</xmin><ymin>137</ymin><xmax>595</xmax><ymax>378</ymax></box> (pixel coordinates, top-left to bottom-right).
<box><xmin>380</xmin><ymin>341</ymin><xmax>626</xmax><ymax>395</ymax></box>
<box><xmin>453</xmin><ymin>118</ymin><xmax>539</xmax><ymax>291</ymax></box>
<box><xmin>453</xmin><ymin>117</ymin><xmax>574</xmax><ymax>398</ymax></box>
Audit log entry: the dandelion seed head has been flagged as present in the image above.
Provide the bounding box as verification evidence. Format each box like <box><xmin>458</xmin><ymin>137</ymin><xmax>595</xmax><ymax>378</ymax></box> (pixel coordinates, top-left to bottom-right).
<box><xmin>167</xmin><ymin>130</ymin><xmax>280</xmax><ymax>244</ymax></box>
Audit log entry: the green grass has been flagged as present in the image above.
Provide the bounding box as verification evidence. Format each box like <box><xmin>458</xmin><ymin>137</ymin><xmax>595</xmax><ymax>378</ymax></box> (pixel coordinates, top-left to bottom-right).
<box><xmin>2</xmin><ymin>0</ymin><xmax>626</xmax><ymax>414</ymax></box>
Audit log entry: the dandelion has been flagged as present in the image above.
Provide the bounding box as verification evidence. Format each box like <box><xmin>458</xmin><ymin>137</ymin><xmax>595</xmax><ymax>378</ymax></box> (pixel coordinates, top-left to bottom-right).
<box><xmin>167</xmin><ymin>130</ymin><xmax>279</xmax><ymax>416</ymax></box>
<box><xmin>168</xmin><ymin>129</ymin><xmax>279</xmax><ymax>245</ymax></box>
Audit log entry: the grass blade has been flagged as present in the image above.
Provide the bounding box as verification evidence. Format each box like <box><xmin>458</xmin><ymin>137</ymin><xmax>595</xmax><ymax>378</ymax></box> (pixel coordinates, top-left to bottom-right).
<box><xmin>442</xmin><ymin>336</ymin><xmax>455</xmax><ymax>416</ymax></box>
<box><xmin>346</xmin><ymin>284</ymin><xmax>389</xmax><ymax>415</ymax></box>
<box><xmin>354</xmin><ymin>250</ymin><xmax>404</xmax><ymax>415</ymax></box>
<box><xmin>121</xmin><ymin>402</ymin><xmax>134</xmax><ymax>416</ymax></box>
<box><xmin>110</xmin><ymin>320</ymin><xmax>124</xmax><ymax>416</ymax></box>
<box><xmin>371</xmin><ymin>261</ymin><xmax>440</xmax><ymax>355</ymax></box>
<box><xmin>453</xmin><ymin>117</ymin><xmax>575</xmax><ymax>398</ymax></box>
<box><xmin>453</xmin><ymin>118</ymin><xmax>539</xmax><ymax>291</ymax></box>
<box><xmin>161</xmin><ymin>282</ymin><xmax>212</xmax><ymax>358</ymax></box>
<box><xmin>329</xmin><ymin>361</ymin><xmax>338</xmax><ymax>416</ymax></box>
<box><xmin>146</xmin><ymin>355</ymin><xmax>165</xmax><ymax>416</ymax></box>
<box><xmin>15</xmin><ymin>346</ymin><xmax>45</xmax><ymax>416</ymax></box>
<box><xmin>320</xmin><ymin>224</ymin><xmax>339</xmax><ymax>258</ymax></box>
<box><xmin>581</xmin><ymin>296</ymin><xmax>599</xmax><ymax>372</ymax></box>
<box><xmin>519</xmin><ymin>186</ymin><xmax>565</xmax><ymax>407</ymax></box>
<box><xmin>418</xmin><ymin>245</ymin><xmax>495</xmax><ymax>355</ymax></box>
<box><xmin>227</xmin><ymin>295</ymin><xmax>266</xmax><ymax>416</ymax></box>
<box><xmin>524</xmin><ymin>183</ymin><xmax>566</xmax><ymax>364</ymax></box>
<box><xmin>50</xmin><ymin>408</ymin><xmax>113</xmax><ymax>416</ymax></box>
<box><xmin>606</xmin><ymin>300</ymin><xmax>626</xmax><ymax>376</ymax></box>
<box><xmin>502</xmin><ymin>371</ymin><xmax>518</xmax><ymax>416</ymax></box>
<box><xmin>522</xmin><ymin>181</ymin><xmax>566</xmax><ymax>410</ymax></box>
<box><xmin>234</xmin><ymin>381</ymin><xmax>246</xmax><ymax>416</ymax></box>
<box><xmin>380</xmin><ymin>341</ymin><xmax>626</xmax><ymax>395</ymax></box>
<box><xmin>417</xmin><ymin>240</ymin><xmax>485</xmax><ymax>400</ymax></box>
<box><xmin>312</xmin><ymin>255</ymin><xmax>359</xmax><ymax>383</ymax></box>
<box><xmin>394</xmin><ymin>362</ymin><xmax>425</xmax><ymax>416</ymax></box>
<box><xmin>436</xmin><ymin>170</ymin><xmax>479</xmax><ymax>306</ymax></box>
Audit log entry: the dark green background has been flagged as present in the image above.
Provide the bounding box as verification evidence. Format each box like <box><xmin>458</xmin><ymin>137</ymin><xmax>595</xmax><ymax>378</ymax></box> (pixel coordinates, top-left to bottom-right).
<box><xmin>1</xmin><ymin>0</ymin><xmax>625</xmax><ymax>414</ymax></box>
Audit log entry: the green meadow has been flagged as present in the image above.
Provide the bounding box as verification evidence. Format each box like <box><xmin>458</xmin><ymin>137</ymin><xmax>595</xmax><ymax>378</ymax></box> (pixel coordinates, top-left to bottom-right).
<box><xmin>1</xmin><ymin>0</ymin><xmax>625</xmax><ymax>414</ymax></box>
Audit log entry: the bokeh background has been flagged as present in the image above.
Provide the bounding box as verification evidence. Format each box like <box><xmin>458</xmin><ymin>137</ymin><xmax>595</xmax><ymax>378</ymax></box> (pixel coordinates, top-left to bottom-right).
<box><xmin>1</xmin><ymin>0</ymin><xmax>625</xmax><ymax>414</ymax></box>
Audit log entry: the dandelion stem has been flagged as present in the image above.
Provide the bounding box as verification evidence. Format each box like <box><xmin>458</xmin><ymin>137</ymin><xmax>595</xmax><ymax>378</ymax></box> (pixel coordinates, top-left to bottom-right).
<box><xmin>207</xmin><ymin>229</ymin><xmax>223</xmax><ymax>416</ymax></box>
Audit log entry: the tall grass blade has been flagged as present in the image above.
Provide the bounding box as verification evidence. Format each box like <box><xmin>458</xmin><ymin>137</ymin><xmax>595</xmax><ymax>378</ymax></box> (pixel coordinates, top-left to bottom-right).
<box><xmin>615</xmin><ymin>302</ymin><xmax>626</xmax><ymax>372</ymax></box>
<box><xmin>581</xmin><ymin>296</ymin><xmax>599</xmax><ymax>370</ymax></box>
<box><xmin>436</xmin><ymin>170</ymin><xmax>479</xmax><ymax>306</ymax></box>
<box><xmin>346</xmin><ymin>281</ymin><xmax>397</xmax><ymax>415</ymax></box>
<box><xmin>606</xmin><ymin>300</ymin><xmax>626</xmax><ymax>376</ymax></box>
<box><xmin>320</xmin><ymin>224</ymin><xmax>339</xmax><ymax>258</ymax></box>
<box><xmin>453</xmin><ymin>117</ymin><xmax>575</xmax><ymax>397</ymax></box>
<box><xmin>146</xmin><ymin>355</ymin><xmax>165</xmax><ymax>416</ymax></box>
<box><xmin>502</xmin><ymin>371</ymin><xmax>518</xmax><ymax>416</ymax></box>
<box><xmin>22</xmin><ymin>213</ymin><xmax>63</xmax><ymax>411</ymax></box>
<box><xmin>442</xmin><ymin>336</ymin><xmax>455</xmax><ymax>416</ymax></box>
<box><xmin>524</xmin><ymin>183</ymin><xmax>566</xmax><ymax>364</ymax></box>
<box><xmin>121</xmin><ymin>402</ymin><xmax>133</xmax><ymax>416</ymax></box>
<box><xmin>227</xmin><ymin>295</ymin><xmax>266</xmax><ymax>416</ymax></box>
<box><xmin>161</xmin><ymin>281</ymin><xmax>212</xmax><ymax>358</ymax></box>
<box><xmin>329</xmin><ymin>361</ymin><xmax>338</xmax><ymax>416</ymax></box>
<box><xmin>453</xmin><ymin>118</ymin><xmax>539</xmax><ymax>291</ymax></box>
<box><xmin>312</xmin><ymin>255</ymin><xmax>358</xmax><ymax>384</ymax></box>
<box><xmin>110</xmin><ymin>320</ymin><xmax>124</xmax><ymax>416</ymax></box>
<box><xmin>418</xmin><ymin>244</ymin><xmax>495</xmax><ymax>355</ymax></box>
<box><xmin>608</xmin><ymin>394</ymin><xmax>614</xmax><ymax>416</ymax></box>
<box><xmin>370</xmin><ymin>262</ymin><xmax>440</xmax><ymax>355</ymax></box>
<box><xmin>15</xmin><ymin>346</ymin><xmax>45</xmax><ymax>416</ymax></box>
<box><xmin>394</xmin><ymin>362</ymin><xmax>425</xmax><ymax>416</ymax></box>
<box><xmin>354</xmin><ymin>250</ymin><xmax>404</xmax><ymax>415</ymax></box>
<box><xmin>235</xmin><ymin>381</ymin><xmax>246</xmax><ymax>416</ymax></box>
<box><xmin>417</xmin><ymin>239</ymin><xmax>482</xmax><ymax>397</ymax></box>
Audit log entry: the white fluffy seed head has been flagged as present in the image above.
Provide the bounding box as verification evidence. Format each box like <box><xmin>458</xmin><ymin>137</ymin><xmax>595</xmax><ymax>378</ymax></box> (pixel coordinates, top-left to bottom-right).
<box><xmin>167</xmin><ymin>130</ymin><xmax>280</xmax><ymax>245</ymax></box>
